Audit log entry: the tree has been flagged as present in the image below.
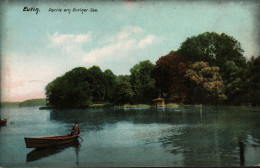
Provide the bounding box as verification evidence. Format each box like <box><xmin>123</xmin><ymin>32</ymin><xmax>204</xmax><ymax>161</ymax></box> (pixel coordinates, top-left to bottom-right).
<box><xmin>246</xmin><ymin>56</ymin><xmax>260</xmax><ymax>106</ymax></box>
<box><xmin>177</xmin><ymin>32</ymin><xmax>246</xmax><ymax>71</ymax></box>
<box><xmin>177</xmin><ymin>32</ymin><xmax>247</xmax><ymax>103</ymax></box>
<box><xmin>45</xmin><ymin>65</ymin><xmax>121</xmax><ymax>107</ymax></box>
<box><xmin>130</xmin><ymin>60</ymin><xmax>157</xmax><ymax>104</ymax></box>
<box><xmin>117</xmin><ymin>75</ymin><xmax>130</xmax><ymax>83</ymax></box>
<box><xmin>115</xmin><ymin>81</ymin><xmax>134</xmax><ymax>105</ymax></box>
<box><xmin>45</xmin><ymin>67</ymin><xmax>92</xmax><ymax>108</ymax></box>
<box><xmin>185</xmin><ymin>61</ymin><xmax>226</xmax><ymax>104</ymax></box>
<box><xmin>151</xmin><ymin>51</ymin><xmax>189</xmax><ymax>103</ymax></box>
<box><xmin>222</xmin><ymin>61</ymin><xmax>248</xmax><ymax>105</ymax></box>
<box><xmin>103</xmin><ymin>69</ymin><xmax>117</xmax><ymax>102</ymax></box>
<box><xmin>87</xmin><ymin>66</ymin><xmax>106</xmax><ymax>103</ymax></box>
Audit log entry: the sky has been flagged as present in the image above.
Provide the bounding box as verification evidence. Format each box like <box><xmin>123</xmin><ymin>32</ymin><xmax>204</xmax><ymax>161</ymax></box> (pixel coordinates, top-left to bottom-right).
<box><xmin>0</xmin><ymin>0</ymin><xmax>259</xmax><ymax>102</ymax></box>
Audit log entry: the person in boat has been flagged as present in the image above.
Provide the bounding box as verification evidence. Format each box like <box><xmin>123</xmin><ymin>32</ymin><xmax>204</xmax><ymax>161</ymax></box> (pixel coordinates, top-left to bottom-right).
<box><xmin>69</xmin><ymin>121</ymin><xmax>81</xmax><ymax>136</ymax></box>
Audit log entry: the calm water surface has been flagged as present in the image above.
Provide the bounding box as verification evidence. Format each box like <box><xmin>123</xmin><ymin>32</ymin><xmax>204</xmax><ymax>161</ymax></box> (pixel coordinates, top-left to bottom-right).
<box><xmin>0</xmin><ymin>106</ymin><xmax>260</xmax><ymax>167</ymax></box>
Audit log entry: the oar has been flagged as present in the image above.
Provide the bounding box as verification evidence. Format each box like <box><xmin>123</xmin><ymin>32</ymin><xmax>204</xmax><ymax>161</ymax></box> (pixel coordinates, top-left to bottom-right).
<box><xmin>76</xmin><ymin>133</ymin><xmax>83</xmax><ymax>142</ymax></box>
<box><xmin>68</xmin><ymin>131</ymin><xmax>83</xmax><ymax>143</ymax></box>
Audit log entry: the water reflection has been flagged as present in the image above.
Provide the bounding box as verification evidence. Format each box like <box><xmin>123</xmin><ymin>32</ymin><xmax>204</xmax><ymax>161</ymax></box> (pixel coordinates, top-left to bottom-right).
<box><xmin>49</xmin><ymin>106</ymin><xmax>204</xmax><ymax>126</ymax></box>
<box><xmin>158</xmin><ymin>106</ymin><xmax>260</xmax><ymax>166</ymax></box>
<box><xmin>244</xmin><ymin>135</ymin><xmax>260</xmax><ymax>166</ymax></box>
<box><xmin>49</xmin><ymin>106</ymin><xmax>260</xmax><ymax>167</ymax></box>
<box><xmin>3</xmin><ymin>105</ymin><xmax>257</xmax><ymax>167</ymax></box>
<box><xmin>26</xmin><ymin>141</ymin><xmax>80</xmax><ymax>162</ymax></box>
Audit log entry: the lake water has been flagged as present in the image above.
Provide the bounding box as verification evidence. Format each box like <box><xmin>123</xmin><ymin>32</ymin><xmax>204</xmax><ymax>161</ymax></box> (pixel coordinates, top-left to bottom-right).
<box><xmin>0</xmin><ymin>106</ymin><xmax>260</xmax><ymax>167</ymax></box>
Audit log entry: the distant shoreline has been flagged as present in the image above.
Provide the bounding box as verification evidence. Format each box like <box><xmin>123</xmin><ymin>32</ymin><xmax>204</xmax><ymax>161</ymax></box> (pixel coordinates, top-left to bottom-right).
<box><xmin>1</xmin><ymin>98</ymin><xmax>46</xmax><ymax>108</ymax></box>
<box><xmin>38</xmin><ymin>104</ymin><xmax>260</xmax><ymax>111</ymax></box>
<box><xmin>1</xmin><ymin>99</ymin><xmax>258</xmax><ymax>110</ymax></box>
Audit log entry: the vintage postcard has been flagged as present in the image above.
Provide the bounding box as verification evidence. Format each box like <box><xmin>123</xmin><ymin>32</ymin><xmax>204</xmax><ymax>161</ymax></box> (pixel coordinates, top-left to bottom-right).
<box><xmin>0</xmin><ymin>0</ymin><xmax>260</xmax><ymax>167</ymax></box>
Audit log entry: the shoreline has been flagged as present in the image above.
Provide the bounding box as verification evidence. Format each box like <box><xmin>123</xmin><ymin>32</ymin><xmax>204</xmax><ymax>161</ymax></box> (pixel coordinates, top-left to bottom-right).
<box><xmin>38</xmin><ymin>104</ymin><xmax>260</xmax><ymax>110</ymax></box>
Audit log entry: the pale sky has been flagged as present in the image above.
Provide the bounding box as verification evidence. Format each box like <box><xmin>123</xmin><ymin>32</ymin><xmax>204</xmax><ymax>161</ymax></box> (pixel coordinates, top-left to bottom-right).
<box><xmin>1</xmin><ymin>0</ymin><xmax>259</xmax><ymax>102</ymax></box>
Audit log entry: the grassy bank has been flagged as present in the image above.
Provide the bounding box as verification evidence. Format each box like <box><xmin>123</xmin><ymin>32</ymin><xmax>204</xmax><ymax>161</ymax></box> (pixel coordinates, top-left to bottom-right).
<box><xmin>123</xmin><ymin>104</ymin><xmax>151</xmax><ymax>108</ymax></box>
<box><xmin>39</xmin><ymin>103</ymin><xmax>114</xmax><ymax>110</ymax></box>
<box><xmin>88</xmin><ymin>103</ymin><xmax>113</xmax><ymax>108</ymax></box>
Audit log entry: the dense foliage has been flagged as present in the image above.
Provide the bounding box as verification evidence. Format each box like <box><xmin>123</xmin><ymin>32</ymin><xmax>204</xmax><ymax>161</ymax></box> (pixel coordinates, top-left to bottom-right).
<box><xmin>246</xmin><ymin>56</ymin><xmax>260</xmax><ymax>106</ymax></box>
<box><xmin>45</xmin><ymin>61</ymin><xmax>156</xmax><ymax>107</ymax></box>
<box><xmin>115</xmin><ymin>81</ymin><xmax>134</xmax><ymax>105</ymax></box>
<box><xmin>152</xmin><ymin>32</ymin><xmax>257</xmax><ymax>105</ymax></box>
<box><xmin>45</xmin><ymin>32</ymin><xmax>259</xmax><ymax>107</ymax></box>
<box><xmin>104</xmin><ymin>69</ymin><xmax>117</xmax><ymax>102</ymax></box>
<box><xmin>177</xmin><ymin>32</ymin><xmax>247</xmax><ymax>104</ymax></box>
<box><xmin>177</xmin><ymin>32</ymin><xmax>246</xmax><ymax>70</ymax></box>
<box><xmin>185</xmin><ymin>61</ymin><xmax>226</xmax><ymax>104</ymax></box>
<box><xmin>151</xmin><ymin>51</ymin><xmax>187</xmax><ymax>102</ymax></box>
<box><xmin>45</xmin><ymin>67</ymin><xmax>92</xmax><ymax>108</ymax></box>
<box><xmin>130</xmin><ymin>60</ymin><xmax>156</xmax><ymax>104</ymax></box>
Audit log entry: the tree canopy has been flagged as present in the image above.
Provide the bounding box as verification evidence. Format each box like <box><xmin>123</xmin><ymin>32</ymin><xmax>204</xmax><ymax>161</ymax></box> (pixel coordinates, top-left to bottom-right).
<box><xmin>104</xmin><ymin>69</ymin><xmax>117</xmax><ymax>102</ymax></box>
<box><xmin>152</xmin><ymin>32</ymin><xmax>251</xmax><ymax>105</ymax></box>
<box><xmin>246</xmin><ymin>56</ymin><xmax>260</xmax><ymax>106</ymax></box>
<box><xmin>115</xmin><ymin>81</ymin><xmax>134</xmax><ymax>105</ymax></box>
<box><xmin>177</xmin><ymin>32</ymin><xmax>246</xmax><ymax>70</ymax></box>
<box><xmin>45</xmin><ymin>32</ymin><xmax>258</xmax><ymax>107</ymax></box>
<box><xmin>45</xmin><ymin>67</ymin><xmax>92</xmax><ymax>108</ymax></box>
<box><xmin>151</xmin><ymin>51</ymin><xmax>187</xmax><ymax>101</ymax></box>
<box><xmin>130</xmin><ymin>60</ymin><xmax>157</xmax><ymax>103</ymax></box>
<box><xmin>185</xmin><ymin>61</ymin><xmax>226</xmax><ymax>104</ymax></box>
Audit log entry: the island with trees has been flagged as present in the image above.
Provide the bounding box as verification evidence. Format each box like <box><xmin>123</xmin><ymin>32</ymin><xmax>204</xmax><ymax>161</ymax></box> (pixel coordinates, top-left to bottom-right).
<box><xmin>43</xmin><ymin>32</ymin><xmax>260</xmax><ymax>109</ymax></box>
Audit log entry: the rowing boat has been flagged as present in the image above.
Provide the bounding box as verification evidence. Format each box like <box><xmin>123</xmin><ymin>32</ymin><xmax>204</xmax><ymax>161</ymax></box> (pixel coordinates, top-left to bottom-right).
<box><xmin>24</xmin><ymin>135</ymin><xmax>78</xmax><ymax>148</ymax></box>
<box><xmin>0</xmin><ymin>119</ymin><xmax>7</xmax><ymax>125</ymax></box>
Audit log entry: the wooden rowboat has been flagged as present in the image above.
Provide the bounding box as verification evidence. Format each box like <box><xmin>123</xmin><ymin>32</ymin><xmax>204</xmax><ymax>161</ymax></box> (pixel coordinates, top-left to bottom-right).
<box><xmin>0</xmin><ymin>119</ymin><xmax>7</xmax><ymax>125</ymax></box>
<box><xmin>24</xmin><ymin>135</ymin><xmax>78</xmax><ymax>148</ymax></box>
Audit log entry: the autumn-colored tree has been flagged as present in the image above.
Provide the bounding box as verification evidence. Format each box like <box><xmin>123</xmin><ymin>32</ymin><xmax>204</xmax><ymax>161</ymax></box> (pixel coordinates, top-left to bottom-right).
<box><xmin>185</xmin><ymin>61</ymin><xmax>226</xmax><ymax>104</ymax></box>
<box><xmin>151</xmin><ymin>51</ymin><xmax>189</xmax><ymax>102</ymax></box>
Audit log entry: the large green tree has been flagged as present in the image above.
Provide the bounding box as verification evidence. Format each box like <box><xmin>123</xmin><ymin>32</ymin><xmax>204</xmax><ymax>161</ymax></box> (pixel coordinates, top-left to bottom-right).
<box><xmin>103</xmin><ymin>69</ymin><xmax>117</xmax><ymax>102</ymax></box>
<box><xmin>45</xmin><ymin>66</ymin><xmax>120</xmax><ymax>108</ymax></box>
<box><xmin>115</xmin><ymin>81</ymin><xmax>134</xmax><ymax>105</ymax></box>
<box><xmin>130</xmin><ymin>60</ymin><xmax>157</xmax><ymax>103</ymax></box>
<box><xmin>221</xmin><ymin>61</ymin><xmax>248</xmax><ymax>105</ymax></box>
<box><xmin>177</xmin><ymin>32</ymin><xmax>246</xmax><ymax>70</ymax></box>
<box><xmin>45</xmin><ymin>67</ymin><xmax>92</xmax><ymax>108</ymax></box>
<box><xmin>117</xmin><ymin>75</ymin><xmax>130</xmax><ymax>83</ymax></box>
<box><xmin>247</xmin><ymin>56</ymin><xmax>260</xmax><ymax>106</ymax></box>
<box><xmin>87</xmin><ymin>66</ymin><xmax>106</xmax><ymax>103</ymax></box>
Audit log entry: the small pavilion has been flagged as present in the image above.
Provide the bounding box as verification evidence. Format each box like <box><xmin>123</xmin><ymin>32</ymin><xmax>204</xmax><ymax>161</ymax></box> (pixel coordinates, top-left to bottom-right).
<box><xmin>152</xmin><ymin>98</ymin><xmax>165</xmax><ymax>107</ymax></box>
